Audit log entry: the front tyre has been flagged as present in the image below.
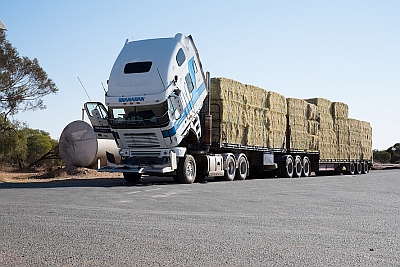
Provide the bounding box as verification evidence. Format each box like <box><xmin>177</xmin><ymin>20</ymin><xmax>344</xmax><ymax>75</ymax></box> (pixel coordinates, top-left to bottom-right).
<box><xmin>177</xmin><ymin>154</ymin><xmax>196</xmax><ymax>184</ymax></box>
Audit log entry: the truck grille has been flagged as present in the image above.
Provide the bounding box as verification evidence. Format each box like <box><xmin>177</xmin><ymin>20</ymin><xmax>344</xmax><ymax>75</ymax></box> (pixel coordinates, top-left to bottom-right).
<box><xmin>124</xmin><ymin>133</ymin><xmax>160</xmax><ymax>148</ymax></box>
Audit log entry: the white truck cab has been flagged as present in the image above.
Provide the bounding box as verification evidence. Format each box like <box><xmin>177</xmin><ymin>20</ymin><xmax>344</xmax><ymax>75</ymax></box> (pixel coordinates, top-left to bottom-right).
<box><xmin>85</xmin><ymin>33</ymin><xmax>209</xmax><ymax>183</ymax></box>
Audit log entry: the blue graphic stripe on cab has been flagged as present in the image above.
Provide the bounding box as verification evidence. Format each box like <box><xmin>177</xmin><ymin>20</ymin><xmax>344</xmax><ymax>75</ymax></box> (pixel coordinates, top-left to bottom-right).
<box><xmin>162</xmin><ymin>81</ymin><xmax>206</xmax><ymax>138</ymax></box>
<box><xmin>162</xmin><ymin>125</ymin><xmax>177</xmax><ymax>138</ymax></box>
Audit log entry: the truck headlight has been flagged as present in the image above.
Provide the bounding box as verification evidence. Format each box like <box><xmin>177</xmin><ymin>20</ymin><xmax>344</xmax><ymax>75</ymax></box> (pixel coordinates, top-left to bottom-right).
<box><xmin>119</xmin><ymin>149</ymin><xmax>129</xmax><ymax>157</ymax></box>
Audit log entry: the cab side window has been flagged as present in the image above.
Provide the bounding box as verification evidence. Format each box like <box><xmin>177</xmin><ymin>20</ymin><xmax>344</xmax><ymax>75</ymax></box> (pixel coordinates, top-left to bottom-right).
<box><xmin>185</xmin><ymin>73</ymin><xmax>194</xmax><ymax>92</ymax></box>
<box><xmin>176</xmin><ymin>48</ymin><xmax>186</xmax><ymax>67</ymax></box>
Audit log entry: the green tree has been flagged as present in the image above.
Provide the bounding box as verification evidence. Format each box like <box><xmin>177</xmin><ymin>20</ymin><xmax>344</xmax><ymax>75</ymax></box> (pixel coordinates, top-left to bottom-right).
<box><xmin>0</xmin><ymin>31</ymin><xmax>58</xmax><ymax>130</ymax></box>
<box><xmin>386</xmin><ymin>143</ymin><xmax>400</xmax><ymax>164</ymax></box>
<box><xmin>373</xmin><ymin>149</ymin><xmax>391</xmax><ymax>164</ymax></box>
<box><xmin>0</xmin><ymin>125</ymin><xmax>61</xmax><ymax>169</ymax></box>
<box><xmin>0</xmin><ymin>120</ymin><xmax>28</xmax><ymax>168</ymax></box>
<box><xmin>27</xmin><ymin>129</ymin><xmax>53</xmax><ymax>164</ymax></box>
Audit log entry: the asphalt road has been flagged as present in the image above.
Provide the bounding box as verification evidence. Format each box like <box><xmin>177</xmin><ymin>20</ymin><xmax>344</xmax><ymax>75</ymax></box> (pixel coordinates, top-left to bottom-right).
<box><xmin>0</xmin><ymin>170</ymin><xmax>399</xmax><ymax>267</ymax></box>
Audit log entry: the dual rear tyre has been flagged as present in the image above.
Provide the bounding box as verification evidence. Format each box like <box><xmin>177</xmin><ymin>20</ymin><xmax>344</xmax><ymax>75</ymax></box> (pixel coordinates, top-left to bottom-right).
<box><xmin>280</xmin><ymin>155</ymin><xmax>310</xmax><ymax>178</ymax></box>
<box><xmin>347</xmin><ymin>161</ymin><xmax>369</xmax><ymax>175</ymax></box>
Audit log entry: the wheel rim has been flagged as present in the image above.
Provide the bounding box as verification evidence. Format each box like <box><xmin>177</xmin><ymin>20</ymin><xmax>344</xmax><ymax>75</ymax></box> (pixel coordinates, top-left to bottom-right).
<box><xmin>356</xmin><ymin>161</ymin><xmax>361</xmax><ymax>174</ymax></box>
<box><xmin>186</xmin><ymin>161</ymin><xmax>195</xmax><ymax>179</ymax></box>
<box><xmin>285</xmin><ymin>156</ymin><xmax>294</xmax><ymax>178</ymax></box>
<box><xmin>240</xmin><ymin>161</ymin><xmax>246</xmax><ymax>175</ymax></box>
<box><xmin>294</xmin><ymin>156</ymin><xmax>302</xmax><ymax>177</ymax></box>
<box><xmin>228</xmin><ymin>160</ymin><xmax>235</xmax><ymax>175</ymax></box>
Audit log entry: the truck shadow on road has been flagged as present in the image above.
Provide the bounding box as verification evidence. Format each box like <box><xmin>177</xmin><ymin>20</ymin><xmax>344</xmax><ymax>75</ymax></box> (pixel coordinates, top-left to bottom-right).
<box><xmin>0</xmin><ymin>176</ymin><xmax>188</xmax><ymax>189</ymax></box>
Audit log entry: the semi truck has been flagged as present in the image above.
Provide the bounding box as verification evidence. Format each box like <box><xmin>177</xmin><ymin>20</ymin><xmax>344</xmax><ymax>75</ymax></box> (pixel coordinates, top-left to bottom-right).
<box><xmin>84</xmin><ymin>33</ymin><xmax>373</xmax><ymax>184</ymax></box>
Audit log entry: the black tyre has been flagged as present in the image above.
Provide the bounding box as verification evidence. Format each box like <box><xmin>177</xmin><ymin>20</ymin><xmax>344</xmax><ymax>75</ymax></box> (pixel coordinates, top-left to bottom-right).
<box><xmin>223</xmin><ymin>156</ymin><xmax>236</xmax><ymax>181</ymax></box>
<box><xmin>123</xmin><ymin>173</ymin><xmax>142</xmax><ymax>183</ymax></box>
<box><xmin>302</xmin><ymin>156</ymin><xmax>311</xmax><ymax>177</ymax></box>
<box><xmin>177</xmin><ymin>154</ymin><xmax>196</xmax><ymax>184</ymax></box>
<box><xmin>361</xmin><ymin>161</ymin><xmax>369</xmax><ymax>174</ymax></box>
<box><xmin>235</xmin><ymin>155</ymin><xmax>248</xmax><ymax>180</ymax></box>
<box><xmin>293</xmin><ymin>156</ymin><xmax>302</xmax><ymax>178</ymax></box>
<box><xmin>347</xmin><ymin>161</ymin><xmax>355</xmax><ymax>175</ymax></box>
<box><xmin>355</xmin><ymin>161</ymin><xmax>362</xmax><ymax>174</ymax></box>
<box><xmin>281</xmin><ymin>155</ymin><xmax>294</xmax><ymax>178</ymax></box>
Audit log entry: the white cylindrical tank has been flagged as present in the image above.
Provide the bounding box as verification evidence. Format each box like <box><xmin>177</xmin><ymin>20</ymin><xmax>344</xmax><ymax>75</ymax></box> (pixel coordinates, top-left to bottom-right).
<box><xmin>59</xmin><ymin>120</ymin><xmax>119</xmax><ymax>168</ymax></box>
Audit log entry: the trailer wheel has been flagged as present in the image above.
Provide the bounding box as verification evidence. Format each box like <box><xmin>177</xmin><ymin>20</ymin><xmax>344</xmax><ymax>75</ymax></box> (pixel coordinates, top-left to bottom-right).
<box><xmin>223</xmin><ymin>156</ymin><xmax>236</xmax><ymax>181</ymax></box>
<box><xmin>347</xmin><ymin>161</ymin><xmax>355</xmax><ymax>175</ymax></box>
<box><xmin>355</xmin><ymin>161</ymin><xmax>362</xmax><ymax>174</ymax></box>
<box><xmin>302</xmin><ymin>156</ymin><xmax>311</xmax><ymax>177</ymax></box>
<box><xmin>123</xmin><ymin>173</ymin><xmax>142</xmax><ymax>183</ymax></box>
<box><xmin>177</xmin><ymin>154</ymin><xmax>196</xmax><ymax>184</ymax></box>
<box><xmin>293</xmin><ymin>156</ymin><xmax>302</xmax><ymax>178</ymax></box>
<box><xmin>281</xmin><ymin>155</ymin><xmax>294</xmax><ymax>178</ymax></box>
<box><xmin>235</xmin><ymin>154</ymin><xmax>248</xmax><ymax>180</ymax></box>
<box><xmin>361</xmin><ymin>161</ymin><xmax>369</xmax><ymax>174</ymax></box>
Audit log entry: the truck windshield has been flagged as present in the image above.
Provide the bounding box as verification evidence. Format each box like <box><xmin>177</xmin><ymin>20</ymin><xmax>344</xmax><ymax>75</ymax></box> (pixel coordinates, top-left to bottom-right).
<box><xmin>108</xmin><ymin>101</ymin><xmax>169</xmax><ymax>128</ymax></box>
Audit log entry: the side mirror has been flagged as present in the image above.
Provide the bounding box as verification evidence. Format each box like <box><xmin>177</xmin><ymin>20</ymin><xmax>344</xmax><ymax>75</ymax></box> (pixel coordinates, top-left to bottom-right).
<box><xmin>173</xmin><ymin>88</ymin><xmax>181</xmax><ymax>96</ymax></box>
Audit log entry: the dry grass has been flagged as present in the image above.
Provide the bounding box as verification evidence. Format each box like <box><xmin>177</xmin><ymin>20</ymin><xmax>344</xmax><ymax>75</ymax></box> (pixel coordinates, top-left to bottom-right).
<box><xmin>0</xmin><ymin>166</ymin><xmax>122</xmax><ymax>183</ymax></box>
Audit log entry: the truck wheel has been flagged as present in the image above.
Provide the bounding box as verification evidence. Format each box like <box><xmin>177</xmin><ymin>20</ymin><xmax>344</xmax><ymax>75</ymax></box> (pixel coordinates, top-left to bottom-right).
<box><xmin>281</xmin><ymin>155</ymin><xmax>294</xmax><ymax>178</ymax></box>
<box><xmin>235</xmin><ymin>155</ymin><xmax>248</xmax><ymax>180</ymax></box>
<box><xmin>361</xmin><ymin>161</ymin><xmax>369</xmax><ymax>174</ymax></box>
<box><xmin>355</xmin><ymin>161</ymin><xmax>362</xmax><ymax>174</ymax></box>
<box><xmin>123</xmin><ymin>173</ymin><xmax>142</xmax><ymax>183</ymax></box>
<box><xmin>293</xmin><ymin>156</ymin><xmax>302</xmax><ymax>178</ymax></box>
<box><xmin>302</xmin><ymin>156</ymin><xmax>310</xmax><ymax>177</ymax></box>
<box><xmin>177</xmin><ymin>155</ymin><xmax>196</xmax><ymax>184</ymax></box>
<box><xmin>347</xmin><ymin>162</ymin><xmax>355</xmax><ymax>175</ymax></box>
<box><xmin>223</xmin><ymin>156</ymin><xmax>236</xmax><ymax>181</ymax></box>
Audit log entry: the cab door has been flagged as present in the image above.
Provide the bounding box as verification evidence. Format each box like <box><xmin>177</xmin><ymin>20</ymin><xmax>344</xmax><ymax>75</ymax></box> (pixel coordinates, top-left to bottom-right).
<box><xmin>84</xmin><ymin>102</ymin><xmax>114</xmax><ymax>140</ymax></box>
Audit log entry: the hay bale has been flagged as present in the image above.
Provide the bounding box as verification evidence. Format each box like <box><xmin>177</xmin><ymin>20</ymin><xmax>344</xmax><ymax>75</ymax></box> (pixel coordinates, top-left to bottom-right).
<box><xmin>332</xmin><ymin>102</ymin><xmax>349</xmax><ymax>119</ymax></box>
<box><xmin>267</xmin><ymin>91</ymin><xmax>287</xmax><ymax>113</ymax></box>
<box><xmin>317</xmin><ymin>129</ymin><xmax>338</xmax><ymax>160</ymax></box>
<box><xmin>306</xmin><ymin>103</ymin><xmax>319</xmax><ymax>120</ymax></box>
<box><xmin>267</xmin><ymin>129</ymin><xmax>286</xmax><ymax>149</ymax></box>
<box><xmin>306</xmin><ymin>98</ymin><xmax>332</xmax><ymax>114</ymax></box>
<box><xmin>307</xmin><ymin>120</ymin><xmax>319</xmax><ymax>136</ymax></box>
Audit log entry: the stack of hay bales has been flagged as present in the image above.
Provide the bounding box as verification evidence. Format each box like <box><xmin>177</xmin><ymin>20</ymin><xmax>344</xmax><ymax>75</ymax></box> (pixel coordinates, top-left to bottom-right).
<box><xmin>348</xmin><ymin>119</ymin><xmax>372</xmax><ymax>160</ymax></box>
<box><xmin>332</xmin><ymin>102</ymin><xmax>350</xmax><ymax>160</ymax></box>
<box><xmin>243</xmin><ymin>83</ymin><xmax>269</xmax><ymax>147</ymax></box>
<box><xmin>209</xmin><ymin>77</ymin><xmax>372</xmax><ymax>161</ymax></box>
<box><xmin>210</xmin><ymin>78</ymin><xmax>286</xmax><ymax>148</ymax></box>
<box><xmin>286</xmin><ymin>98</ymin><xmax>319</xmax><ymax>151</ymax></box>
<box><xmin>210</xmin><ymin>78</ymin><xmax>269</xmax><ymax>147</ymax></box>
<box><xmin>305</xmin><ymin>98</ymin><xmax>337</xmax><ymax>160</ymax></box>
<box><xmin>286</xmin><ymin>98</ymin><xmax>308</xmax><ymax>150</ymax></box>
<box><xmin>361</xmin><ymin>121</ymin><xmax>373</xmax><ymax>160</ymax></box>
<box><xmin>266</xmin><ymin>91</ymin><xmax>287</xmax><ymax>148</ymax></box>
<box><xmin>348</xmin><ymin>118</ymin><xmax>363</xmax><ymax>160</ymax></box>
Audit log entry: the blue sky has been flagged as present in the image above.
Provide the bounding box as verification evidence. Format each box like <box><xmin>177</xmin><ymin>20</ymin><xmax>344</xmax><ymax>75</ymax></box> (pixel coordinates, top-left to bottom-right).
<box><xmin>1</xmin><ymin>0</ymin><xmax>399</xmax><ymax>149</ymax></box>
